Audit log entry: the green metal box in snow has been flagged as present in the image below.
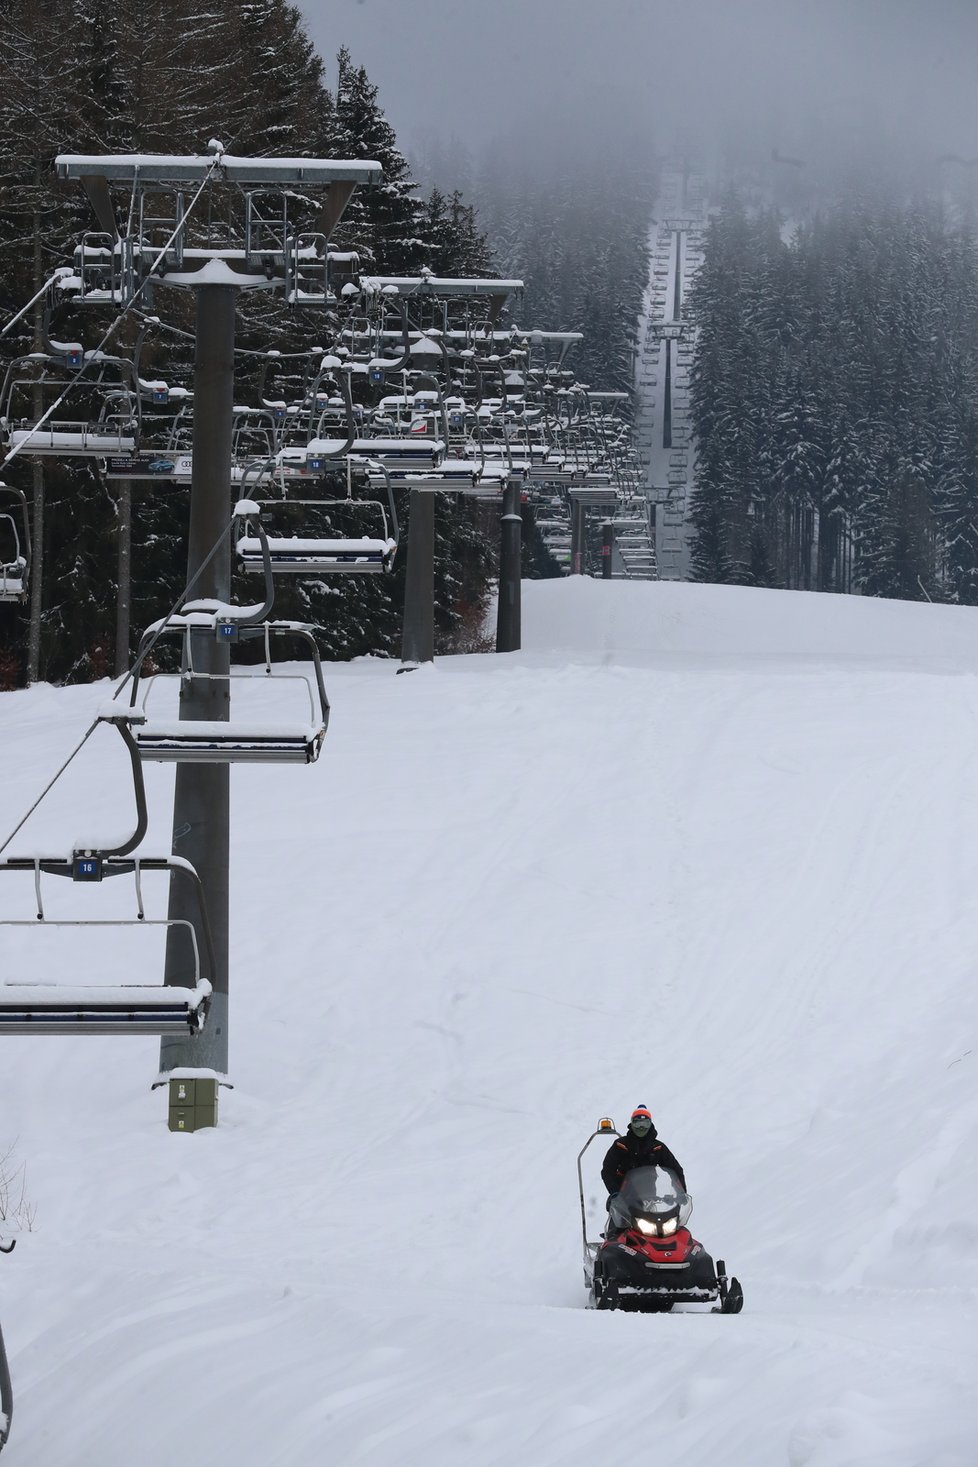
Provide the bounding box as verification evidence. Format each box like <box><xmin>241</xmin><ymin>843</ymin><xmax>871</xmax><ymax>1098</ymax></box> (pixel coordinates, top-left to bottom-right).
<box><xmin>170</xmin><ymin>1078</ymin><xmax>197</xmax><ymax>1106</ymax></box>
<box><xmin>168</xmin><ymin>1106</ymin><xmax>198</xmax><ymax>1133</ymax></box>
<box><xmin>168</xmin><ymin>1102</ymin><xmax>218</xmax><ymax>1133</ymax></box>
<box><xmin>168</xmin><ymin>1078</ymin><xmax>219</xmax><ymax>1107</ymax></box>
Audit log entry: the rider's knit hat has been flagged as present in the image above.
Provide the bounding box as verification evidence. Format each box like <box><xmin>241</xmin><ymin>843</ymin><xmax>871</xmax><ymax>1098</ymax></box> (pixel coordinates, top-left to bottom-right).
<box><xmin>630</xmin><ymin>1105</ymin><xmax>652</xmax><ymax>1122</ymax></box>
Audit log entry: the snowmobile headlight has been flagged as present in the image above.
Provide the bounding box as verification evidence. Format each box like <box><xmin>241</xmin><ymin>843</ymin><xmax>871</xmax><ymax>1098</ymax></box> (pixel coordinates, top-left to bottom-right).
<box><xmin>634</xmin><ymin>1214</ymin><xmax>678</xmax><ymax>1237</ymax></box>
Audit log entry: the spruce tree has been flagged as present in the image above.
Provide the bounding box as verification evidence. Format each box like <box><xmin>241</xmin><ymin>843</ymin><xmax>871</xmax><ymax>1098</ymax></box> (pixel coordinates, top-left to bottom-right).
<box><xmin>331</xmin><ymin>47</ymin><xmax>424</xmax><ymax>275</ymax></box>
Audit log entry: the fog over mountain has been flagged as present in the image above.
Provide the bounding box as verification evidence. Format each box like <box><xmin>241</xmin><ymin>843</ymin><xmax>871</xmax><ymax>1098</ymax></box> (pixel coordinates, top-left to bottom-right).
<box><xmin>299</xmin><ymin>0</ymin><xmax>978</xmax><ymax>168</ymax></box>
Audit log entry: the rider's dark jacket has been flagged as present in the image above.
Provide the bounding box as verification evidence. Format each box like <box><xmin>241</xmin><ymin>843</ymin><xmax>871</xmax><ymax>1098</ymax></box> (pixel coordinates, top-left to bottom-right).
<box><xmin>601</xmin><ymin>1126</ymin><xmax>687</xmax><ymax>1193</ymax></box>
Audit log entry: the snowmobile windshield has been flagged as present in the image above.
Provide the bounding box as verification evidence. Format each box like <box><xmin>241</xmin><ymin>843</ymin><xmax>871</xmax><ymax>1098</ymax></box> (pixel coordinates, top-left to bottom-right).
<box><xmin>615</xmin><ymin>1166</ymin><xmax>693</xmax><ymax>1232</ymax></box>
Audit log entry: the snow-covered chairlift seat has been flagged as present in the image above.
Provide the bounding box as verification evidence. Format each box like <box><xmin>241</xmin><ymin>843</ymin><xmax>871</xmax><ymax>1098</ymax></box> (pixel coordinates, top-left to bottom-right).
<box><xmin>0</xmin><ymin>555</ymin><xmax>26</xmax><ymax>601</ymax></box>
<box><xmin>235</xmin><ymin>480</ymin><xmax>399</xmax><ymax>577</ymax></box>
<box><xmin>0</xmin><ymin>981</ymin><xmax>209</xmax><ymax>1035</ymax></box>
<box><xmin>133</xmin><ymin>716</ymin><xmax>324</xmax><ymax>764</ymax></box>
<box><xmin>5</xmin><ymin>423</ymin><xmax>135</xmax><ymax>455</ymax></box>
<box><xmin>236</xmin><ymin>534</ymin><xmax>396</xmax><ymax>574</ymax></box>
<box><xmin>128</xmin><ymin>612</ymin><xmax>330</xmax><ymax>766</ymax></box>
<box><xmin>277</xmin><ymin>437</ymin><xmax>444</xmax><ymax>479</ymax></box>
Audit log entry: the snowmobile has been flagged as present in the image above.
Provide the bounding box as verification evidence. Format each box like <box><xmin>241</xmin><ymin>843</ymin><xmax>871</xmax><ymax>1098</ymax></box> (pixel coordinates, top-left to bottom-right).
<box><xmin>578</xmin><ymin>1119</ymin><xmax>743</xmax><ymax>1314</ymax></box>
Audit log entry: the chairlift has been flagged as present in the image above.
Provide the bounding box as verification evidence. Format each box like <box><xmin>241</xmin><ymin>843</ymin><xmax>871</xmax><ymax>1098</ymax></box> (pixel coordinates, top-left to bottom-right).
<box><xmin>71</xmin><ymin>233</ymin><xmax>137</xmax><ymax>304</ymax></box>
<box><xmin>125</xmin><ymin>515</ymin><xmax>330</xmax><ymax>763</ymax></box>
<box><xmin>0</xmin><ymin>855</ymin><xmax>213</xmax><ymax>1036</ymax></box>
<box><xmin>236</xmin><ymin>476</ymin><xmax>398</xmax><ymax>575</ymax></box>
<box><xmin>0</xmin><ymin>486</ymin><xmax>30</xmax><ymax>602</ymax></box>
<box><xmin>0</xmin><ymin>349</ymin><xmax>137</xmax><ymax>457</ymax></box>
<box><xmin>232</xmin><ymin>406</ymin><xmax>283</xmax><ymax>461</ymax></box>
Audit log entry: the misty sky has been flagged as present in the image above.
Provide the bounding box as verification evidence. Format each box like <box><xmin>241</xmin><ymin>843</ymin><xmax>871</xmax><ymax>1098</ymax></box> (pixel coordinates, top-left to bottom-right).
<box><xmin>299</xmin><ymin>0</ymin><xmax>978</xmax><ymax>166</ymax></box>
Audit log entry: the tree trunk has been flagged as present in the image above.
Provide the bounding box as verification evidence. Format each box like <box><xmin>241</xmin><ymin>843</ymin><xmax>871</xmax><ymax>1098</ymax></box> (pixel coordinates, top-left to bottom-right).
<box><xmin>26</xmin><ymin>205</ymin><xmax>44</xmax><ymax>685</ymax></box>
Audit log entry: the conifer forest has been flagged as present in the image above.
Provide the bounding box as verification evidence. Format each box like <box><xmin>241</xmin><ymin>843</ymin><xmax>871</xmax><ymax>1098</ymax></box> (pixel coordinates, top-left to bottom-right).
<box><xmin>2</xmin><ymin>0</ymin><xmax>978</xmax><ymax>690</ymax></box>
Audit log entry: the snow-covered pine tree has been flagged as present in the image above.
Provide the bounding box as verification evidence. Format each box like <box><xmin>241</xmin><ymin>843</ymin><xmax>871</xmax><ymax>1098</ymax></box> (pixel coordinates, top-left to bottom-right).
<box><xmin>331</xmin><ymin>46</ymin><xmax>425</xmax><ymax>275</ymax></box>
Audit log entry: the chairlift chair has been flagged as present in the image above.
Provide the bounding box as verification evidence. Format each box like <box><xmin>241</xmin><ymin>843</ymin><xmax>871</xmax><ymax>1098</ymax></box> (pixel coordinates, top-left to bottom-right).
<box><xmin>125</xmin><ymin>511</ymin><xmax>330</xmax><ymax>763</ymax></box>
<box><xmin>233</xmin><ymin>460</ymin><xmax>397</xmax><ymax>574</ymax></box>
<box><xmin>0</xmin><ymin>855</ymin><xmax>213</xmax><ymax>1036</ymax></box>
<box><xmin>236</xmin><ymin>475</ymin><xmax>398</xmax><ymax>574</ymax></box>
<box><xmin>1</xmin><ymin>353</ymin><xmax>138</xmax><ymax>457</ymax></box>
<box><xmin>70</xmin><ymin>233</ymin><xmax>138</xmax><ymax>304</ymax></box>
<box><xmin>0</xmin><ymin>487</ymin><xmax>30</xmax><ymax>602</ymax></box>
<box><xmin>127</xmin><ymin>619</ymin><xmax>330</xmax><ymax>765</ymax></box>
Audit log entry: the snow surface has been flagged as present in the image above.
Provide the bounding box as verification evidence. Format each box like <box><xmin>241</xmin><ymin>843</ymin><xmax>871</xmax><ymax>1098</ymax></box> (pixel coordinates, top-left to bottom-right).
<box><xmin>0</xmin><ymin>577</ymin><xmax>976</xmax><ymax>1465</ymax></box>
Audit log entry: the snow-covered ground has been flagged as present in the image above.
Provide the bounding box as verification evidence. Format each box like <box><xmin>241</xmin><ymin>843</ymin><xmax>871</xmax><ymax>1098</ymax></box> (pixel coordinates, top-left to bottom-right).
<box><xmin>0</xmin><ymin>578</ymin><xmax>976</xmax><ymax>1466</ymax></box>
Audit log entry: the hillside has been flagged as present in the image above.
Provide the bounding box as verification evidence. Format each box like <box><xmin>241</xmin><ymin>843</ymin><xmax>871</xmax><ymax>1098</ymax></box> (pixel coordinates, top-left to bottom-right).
<box><xmin>0</xmin><ymin>578</ymin><xmax>975</xmax><ymax>1466</ymax></box>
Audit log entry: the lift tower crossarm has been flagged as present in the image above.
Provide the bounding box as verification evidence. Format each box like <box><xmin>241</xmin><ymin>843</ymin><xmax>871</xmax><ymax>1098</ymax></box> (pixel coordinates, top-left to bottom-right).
<box><xmin>56</xmin><ymin>155</ymin><xmax>382</xmax><ymax>186</ymax></box>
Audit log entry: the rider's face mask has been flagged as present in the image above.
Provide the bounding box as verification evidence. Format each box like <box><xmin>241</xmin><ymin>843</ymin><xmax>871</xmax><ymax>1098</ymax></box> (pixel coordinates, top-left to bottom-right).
<box><xmin>629</xmin><ymin>1117</ymin><xmax>652</xmax><ymax>1136</ymax></box>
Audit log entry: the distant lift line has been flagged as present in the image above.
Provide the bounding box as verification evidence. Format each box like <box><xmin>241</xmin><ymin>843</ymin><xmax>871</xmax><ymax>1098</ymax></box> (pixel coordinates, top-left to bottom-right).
<box><xmin>672</xmin><ymin>231</ymin><xmax>684</xmax><ymax>322</ymax></box>
<box><xmin>662</xmin><ymin>229</ymin><xmax>684</xmax><ymax>452</ymax></box>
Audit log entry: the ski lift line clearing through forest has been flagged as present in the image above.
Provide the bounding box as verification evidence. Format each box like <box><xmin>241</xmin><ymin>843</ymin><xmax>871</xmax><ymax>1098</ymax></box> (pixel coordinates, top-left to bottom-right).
<box><xmin>0</xmin><ymin>857</ymin><xmax>214</xmax><ymax>1036</ymax></box>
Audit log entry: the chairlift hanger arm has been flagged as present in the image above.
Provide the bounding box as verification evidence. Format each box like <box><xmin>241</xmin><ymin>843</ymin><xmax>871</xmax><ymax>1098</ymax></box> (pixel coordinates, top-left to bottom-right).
<box><xmin>410</xmin><ymin>371</ymin><xmax>450</xmax><ymax>444</ymax></box>
<box><xmin>310</xmin><ymin>363</ymin><xmax>357</xmax><ymax>457</ymax></box>
<box><xmin>89</xmin><ymin>715</ymin><xmax>149</xmax><ymax>859</ymax></box>
<box><xmin>129</xmin><ymin>502</ymin><xmax>274</xmax><ymax>706</ymax></box>
<box><xmin>369</xmin><ymin>461</ymin><xmax>399</xmax><ymax>545</ymax></box>
<box><xmin>367</xmin><ymin>306</ymin><xmax>416</xmax><ymax>376</ymax></box>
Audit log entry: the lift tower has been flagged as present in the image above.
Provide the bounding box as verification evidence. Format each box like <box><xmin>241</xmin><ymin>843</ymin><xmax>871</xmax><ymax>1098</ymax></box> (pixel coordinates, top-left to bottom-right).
<box><xmin>57</xmin><ymin>147</ymin><xmax>381</xmax><ymax>1098</ymax></box>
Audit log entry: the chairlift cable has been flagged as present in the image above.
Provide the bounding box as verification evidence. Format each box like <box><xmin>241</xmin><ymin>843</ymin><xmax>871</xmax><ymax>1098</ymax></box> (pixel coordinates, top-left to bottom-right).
<box><xmin>0</xmin><ymin>721</ymin><xmax>101</xmax><ymax>858</ymax></box>
<box><xmin>0</xmin><ymin>269</ymin><xmax>71</xmax><ymax>341</ymax></box>
<box><xmin>0</xmin><ymin>499</ymin><xmax>241</xmax><ymax>858</ymax></box>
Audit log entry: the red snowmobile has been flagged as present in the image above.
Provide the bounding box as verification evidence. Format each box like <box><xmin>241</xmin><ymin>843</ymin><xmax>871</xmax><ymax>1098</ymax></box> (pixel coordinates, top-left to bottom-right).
<box><xmin>578</xmin><ymin>1119</ymin><xmax>744</xmax><ymax>1314</ymax></box>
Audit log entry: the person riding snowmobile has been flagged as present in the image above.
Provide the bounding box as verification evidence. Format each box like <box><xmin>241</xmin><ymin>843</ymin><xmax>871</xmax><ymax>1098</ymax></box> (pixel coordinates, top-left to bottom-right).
<box><xmin>601</xmin><ymin>1105</ymin><xmax>687</xmax><ymax>1199</ymax></box>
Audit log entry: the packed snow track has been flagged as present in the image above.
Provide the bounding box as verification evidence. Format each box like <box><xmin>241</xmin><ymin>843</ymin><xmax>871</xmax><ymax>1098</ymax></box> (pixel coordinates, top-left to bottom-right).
<box><xmin>0</xmin><ymin>578</ymin><xmax>975</xmax><ymax>1465</ymax></box>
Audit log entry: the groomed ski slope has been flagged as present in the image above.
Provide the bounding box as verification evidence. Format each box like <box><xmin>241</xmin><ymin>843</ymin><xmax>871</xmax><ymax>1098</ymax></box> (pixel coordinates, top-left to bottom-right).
<box><xmin>1</xmin><ymin>577</ymin><xmax>976</xmax><ymax>1467</ymax></box>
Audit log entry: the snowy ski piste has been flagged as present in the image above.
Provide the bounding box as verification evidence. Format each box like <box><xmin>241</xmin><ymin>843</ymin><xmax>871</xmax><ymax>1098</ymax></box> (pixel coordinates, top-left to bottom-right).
<box><xmin>0</xmin><ymin>577</ymin><xmax>975</xmax><ymax>1466</ymax></box>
